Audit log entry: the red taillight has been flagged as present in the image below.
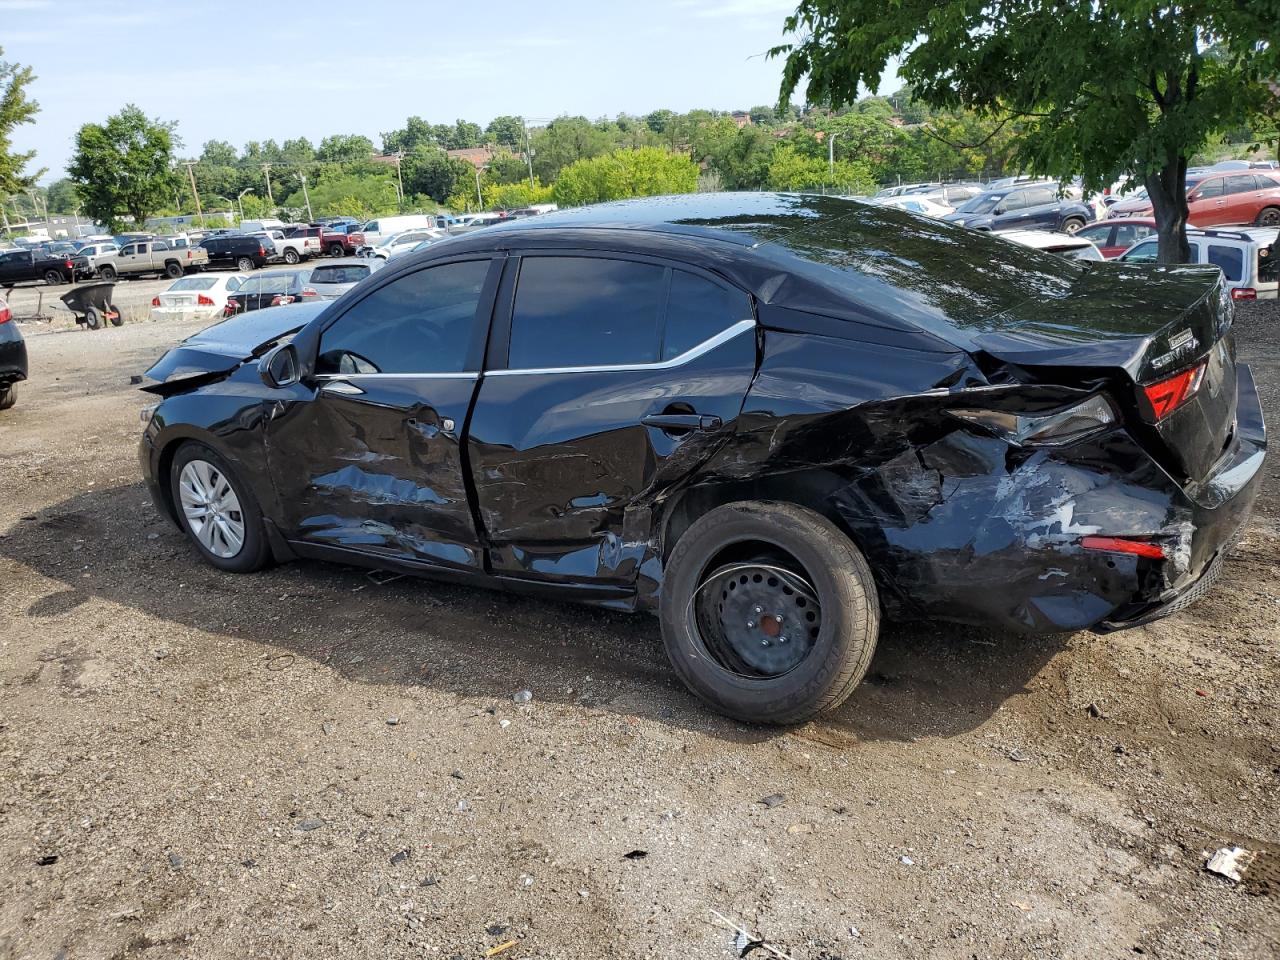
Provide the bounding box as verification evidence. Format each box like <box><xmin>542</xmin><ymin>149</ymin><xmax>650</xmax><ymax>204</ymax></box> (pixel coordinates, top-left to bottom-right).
<box><xmin>64</xmin><ymin>259</ymin><xmax>74</xmax><ymax>269</ymax></box>
<box><xmin>225</xmin><ymin>299</ymin><xmax>238</xmax><ymax>315</ymax></box>
<box><xmin>1142</xmin><ymin>361</ymin><xmax>1206</xmax><ymax>420</ymax></box>
<box><xmin>197</xmin><ymin>294</ymin><xmax>214</xmax><ymax>306</ymax></box>
<box><xmin>151</xmin><ymin>296</ymin><xmax>161</xmax><ymax>307</ymax></box>
<box><xmin>258</xmin><ymin>246</ymin><xmax>267</xmax><ymax>257</ymax></box>
<box><xmin>0</xmin><ymin>305</ymin><xmax>11</xmax><ymax>324</ymax></box>
<box><xmin>301</xmin><ymin>287</ymin><xmax>317</xmax><ymax>298</ymax></box>
<box><xmin>186</xmin><ymin>250</ymin><xmax>193</xmax><ymax>259</ymax></box>
<box><xmin>1231</xmin><ymin>287</ymin><xmax>1257</xmax><ymax>301</ymax></box>
<box><xmin>1080</xmin><ymin>536</ymin><xmax>1166</xmax><ymax>559</ymax></box>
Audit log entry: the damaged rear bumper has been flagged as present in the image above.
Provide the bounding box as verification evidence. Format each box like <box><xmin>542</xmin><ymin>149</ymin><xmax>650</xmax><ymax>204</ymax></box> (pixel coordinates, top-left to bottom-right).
<box><xmin>837</xmin><ymin>365</ymin><xmax>1265</xmax><ymax>634</ymax></box>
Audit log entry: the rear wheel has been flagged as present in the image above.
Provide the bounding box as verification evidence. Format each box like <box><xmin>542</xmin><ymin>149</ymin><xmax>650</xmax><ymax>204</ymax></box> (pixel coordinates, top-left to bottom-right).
<box><xmin>0</xmin><ymin>384</ymin><xmax>15</xmax><ymax>411</ymax></box>
<box><xmin>282</xmin><ymin>248</ymin><xmax>300</xmax><ymax>265</ymax></box>
<box><xmin>98</xmin><ymin>264</ymin><xmax>117</xmax><ymax>281</ymax></box>
<box><xmin>43</xmin><ymin>269</ymin><xmax>64</xmax><ymax>285</ymax></box>
<box><xmin>169</xmin><ymin>442</ymin><xmax>272</xmax><ymax>573</ymax></box>
<box><xmin>1255</xmin><ymin>206</ymin><xmax>1280</xmax><ymax>227</ymax></box>
<box><xmin>84</xmin><ymin>305</ymin><xmax>102</xmax><ymax>330</ymax></box>
<box><xmin>107</xmin><ymin>302</ymin><xmax>124</xmax><ymax>326</ymax></box>
<box><xmin>659</xmin><ymin>501</ymin><xmax>880</xmax><ymax>725</ymax></box>
<box><xmin>1062</xmin><ymin>217</ymin><xmax>1086</xmax><ymax>234</ymax></box>
<box><xmin>328</xmin><ymin>243</ymin><xmax>345</xmax><ymax>257</ymax></box>
<box><xmin>164</xmin><ymin>261</ymin><xmax>183</xmax><ymax>279</ymax></box>
<box><xmin>236</xmin><ymin>256</ymin><xmax>254</xmax><ymax>271</ymax></box>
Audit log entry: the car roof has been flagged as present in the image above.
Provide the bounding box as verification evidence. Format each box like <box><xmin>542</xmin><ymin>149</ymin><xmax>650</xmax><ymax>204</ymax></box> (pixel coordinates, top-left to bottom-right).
<box><xmin>993</xmin><ymin>229</ymin><xmax>1092</xmax><ymax>249</ymax></box>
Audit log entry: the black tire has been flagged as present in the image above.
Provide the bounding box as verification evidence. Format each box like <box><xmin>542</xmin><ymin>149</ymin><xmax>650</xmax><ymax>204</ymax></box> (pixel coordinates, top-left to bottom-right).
<box><xmin>0</xmin><ymin>384</ymin><xmax>15</xmax><ymax>411</ymax></box>
<box><xmin>164</xmin><ymin>261</ymin><xmax>183</xmax><ymax>279</ymax></box>
<box><xmin>98</xmin><ymin>264</ymin><xmax>117</xmax><ymax>281</ymax></box>
<box><xmin>107</xmin><ymin>303</ymin><xmax>124</xmax><ymax>326</ymax></box>
<box><xmin>1255</xmin><ymin>206</ymin><xmax>1280</xmax><ymax>227</ymax></box>
<box><xmin>43</xmin><ymin>269</ymin><xmax>64</xmax><ymax>285</ymax></box>
<box><xmin>328</xmin><ymin>243</ymin><xmax>345</xmax><ymax>257</ymax></box>
<box><xmin>236</xmin><ymin>256</ymin><xmax>254</xmax><ymax>271</ymax></box>
<box><xmin>168</xmin><ymin>442</ymin><xmax>272</xmax><ymax>573</ymax></box>
<box><xmin>1062</xmin><ymin>217</ymin><xmax>1087</xmax><ymax>235</ymax></box>
<box><xmin>282</xmin><ymin>248</ymin><xmax>300</xmax><ymax>265</ymax></box>
<box><xmin>84</xmin><ymin>305</ymin><xmax>102</xmax><ymax>330</ymax></box>
<box><xmin>659</xmin><ymin>501</ymin><xmax>880</xmax><ymax>725</ymax></box>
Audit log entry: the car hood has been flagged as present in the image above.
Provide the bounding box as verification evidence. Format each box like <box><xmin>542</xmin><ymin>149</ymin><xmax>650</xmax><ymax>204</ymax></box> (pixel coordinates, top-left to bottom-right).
<box><xmin>140</xmin><ymin>300</ymin><xmax>328</xmax><ymax>391</ymax></box>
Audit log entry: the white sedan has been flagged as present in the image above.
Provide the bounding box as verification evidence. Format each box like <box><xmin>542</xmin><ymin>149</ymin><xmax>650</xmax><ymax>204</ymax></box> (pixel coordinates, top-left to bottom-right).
<box><xmin>150</xmin><ymin>274</ymin><xmax>247</xmax><ymax>323</ymax></box>
<box><xmin>873</xmin><ymin>195</ymin><xmax>953</xmax><ymax>218</ymax></box>
<box><xmin>360</xmin><ymin>228</ymin><xmax>447</xmax><ymax>260</ymax></box>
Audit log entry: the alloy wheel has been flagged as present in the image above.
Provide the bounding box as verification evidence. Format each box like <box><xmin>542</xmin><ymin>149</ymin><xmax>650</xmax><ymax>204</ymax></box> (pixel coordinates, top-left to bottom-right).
<box><xmin>178</xmin><ymin>459</ymin><xmax>246</xmax><ymax>558</ymax></box>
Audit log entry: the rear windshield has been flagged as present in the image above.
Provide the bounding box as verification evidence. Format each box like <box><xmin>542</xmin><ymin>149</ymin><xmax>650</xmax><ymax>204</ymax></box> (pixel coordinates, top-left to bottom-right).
<box><xmin>310</xmin><ymin>265</ymin><xmax>370</xmax><ymax>284</ymax></box>
<box><xmin>168</xmin><ymin>277</ymin><xmax>217</xmax><ymax>291</ymax></box>
<box><xmin>1206</xmin><ymin>245</ymin><xmax>1244</xmax><ymax>282</ymax></box>
<box><xmin>240</xmin><ymin>274</ymin><xmax>303</xmax><ymax>294</ymax></box>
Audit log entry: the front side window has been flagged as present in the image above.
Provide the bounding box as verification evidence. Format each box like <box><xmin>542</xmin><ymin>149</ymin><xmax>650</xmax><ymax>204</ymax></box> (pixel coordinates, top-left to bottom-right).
<box><xmin>1206</xmin><ymin>245</ymin><xmax>1244</xmax><ymax>281</ymax></box>
<box><xmin>1194</xmin><ymin>178</ymin><xmax>1224</xmax><ymax>199</ymax></box>
<box><xmin>1113</xmin><ymin>224</ymin><xmax>1154</xmax><ymax>247</ymax></box>
<box><xmin>507</xmin><ymin>256</ymin><xmax>752</xmax><ymax>370</ymax></box>
<box><xmin>1076</xmin><ymin>224</ymin><xmax>1111</xmax><ymax>245</ymax></box>
<box><xmin>316</xmin><ymin>259</ymin><xmax>490</xmax><ymax>375</ymax></box>
<box><xmin>1122</xmin><ymin>239</ymin><xmax>1159</xmax><ymax>263</ymax></box>
<box><xmin>998</xmin><ymin>193</ymin><xmax>1026</xmax><ymax>212</ymax></box>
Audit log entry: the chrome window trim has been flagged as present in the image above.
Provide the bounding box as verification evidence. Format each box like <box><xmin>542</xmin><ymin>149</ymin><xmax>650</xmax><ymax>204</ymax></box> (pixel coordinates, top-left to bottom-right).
<box><xmin>313</xmin><ymin>372</ymin><xmax>479</xmax><ymax>381</ymax></box>
<box><xmin>489</xmin><ymin>318</ymin><xmax>756</xmax><ymax>377</ymax></box>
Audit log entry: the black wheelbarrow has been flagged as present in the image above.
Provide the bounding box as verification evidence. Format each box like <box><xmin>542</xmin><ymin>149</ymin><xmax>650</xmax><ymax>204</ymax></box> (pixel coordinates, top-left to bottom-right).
<box><xmin>60</xmin><ymin>282</ymin><xmax>123</xmax><ymax>330</ymax></box>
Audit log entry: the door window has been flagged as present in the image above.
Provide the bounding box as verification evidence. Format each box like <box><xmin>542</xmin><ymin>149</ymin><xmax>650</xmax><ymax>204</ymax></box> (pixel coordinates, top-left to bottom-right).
<box><xmin>1077</xmin><ymin>225</ymin><xmax>1112</xmax><ymax>246</ymax></box>
<box><xmin>1122</xmin><ymin>239</ymin><xmax>1159</xmax><ymax>263</ymax></box>
<box><xmin>1193</xmin><ymin>178</ymin><xmax>1224</xmax><ymax>199</ymax></box>
<box><xmin>998</xmin><ymin>193</ymin><xmax>1027</xmax><ymax>212</ymax></box>
<box><xmin>1224</xmin><ymin>175</ymin><xmax>1258</xmax><ymax>196</ymax></box>
<box><xmin>662</xmin><ymin>270</ymin><xmax>753</xmax><ymax>360</ymax></box>
<box><xmin>316</xmin><ymin>259</ymin><xmax>490</xmax><ymax>375</ymax></box>
<box><xmin>1206</xmin><ymin>245</ymin><xmax>1245</xmax><ymax>281</ymax></box>
<box><xmin>1024</xmin><ymin>187</ymin><xmax>1057</xmax><ymax>207</ymax></box>
<box><xmin>120</xmin><ymin>245</ymin><xmax>137</xmax><ymax>256</ymax></box>
<box><xmin>1113</xmin><ymin>223</ymin><xmax>1153</xmax><ymax>247</ymax></box>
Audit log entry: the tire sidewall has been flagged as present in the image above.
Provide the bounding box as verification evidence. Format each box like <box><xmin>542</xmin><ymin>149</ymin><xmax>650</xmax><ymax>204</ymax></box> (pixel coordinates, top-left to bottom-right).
<box><xmin>237</xmin><ymin>257</ymin><xmax>253</xmax><ymax>271</ymax></box>
<box><xmin>168</xmin><ymin>442</ymin><xmax>269</xmax><ymax>573</ymax></box>
<box><xmin>659</xmin><ymin>502</ymin><xmax>877</xmax><ymax>724</ymax></box>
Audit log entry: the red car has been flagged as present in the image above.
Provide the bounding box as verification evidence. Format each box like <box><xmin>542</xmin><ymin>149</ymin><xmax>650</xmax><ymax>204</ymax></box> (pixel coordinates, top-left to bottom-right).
<box><xmin>1075</xmin><ymin>218</ymin><xmax>1157</xmax><ymax>258</ymax></box>
<box><xmin>1110</xmin><ymin>172</ymin><xmax>1280</xmax><ymax>227</ymax></box>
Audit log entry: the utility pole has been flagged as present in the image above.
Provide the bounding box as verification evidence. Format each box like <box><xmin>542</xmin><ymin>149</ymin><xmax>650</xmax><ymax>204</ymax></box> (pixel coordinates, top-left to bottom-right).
<box><xmin>237</xmin><ymin>187</ymin><xmax>254</xmax><ymax>225</ymax></box>
<box><xmin>183</xmin><ymin>161</ymin><xmax>205</xmax><ymax>228</ymax></box>
<box><xmin>261</xmin><ymin>163</ymin><xmax>275</xmax><ymax>206</ymax></box>
<box><xmin>828</xmin><ymin>132</ymin><xmax>839</xmax><ymax>176</ymax></box>
<box><xmin>522</xmin><ymin>119</ymin><xmax>535</xmax><ymax>189</ymax></box>
<box><xmin>475</xmin><ymin>165</ymin><xmax>484</xmax><ymax>210</ymax></box>
<box><xmin>297</xmin><ymin>173</ymin><xmax>314</xmax><ymax>221</ymax></box>
<box><xmin>394</xmin><ymin>152</ymin><xmax>405</xmax><ymax>210</ymax></box>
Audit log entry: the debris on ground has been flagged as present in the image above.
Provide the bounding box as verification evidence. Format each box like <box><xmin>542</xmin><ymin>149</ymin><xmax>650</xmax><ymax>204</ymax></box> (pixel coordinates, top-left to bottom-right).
<box><xmin>513</xmin><ymin>689</ymin><xmax>533</xmax><ymax>704</ymax></box>
<box><xmin>390</xmin><ymin>849</ymin><xmax>411</xmax><ymax>866</ymax></box>
<box><xmin>483</xmin><ymin>941</ymin><xmax>518</xmax><ymax>958</ymax></box>
<box><xmin>709</xmin><ymin>909</ymin><xmax>794</xmax><ymax>960</ymax></box>
<box><xmin>622</xmin><ymin>849</ymin><xmax>648</xmax><ymax>860</ymax></box>
<box><xmin>758</xmin><ymin>793</ymin><xmax>786</xmax><ymax>809</ymax></box>
<box><xmin>1206</xmin><ymin>846</ymin><xmax>1257</xmax><ymax>882</ymax></box>
<box><xmin>296</xmin><ymin>818</ymin><xmax>324</xmax><ymax>832</ymax></box>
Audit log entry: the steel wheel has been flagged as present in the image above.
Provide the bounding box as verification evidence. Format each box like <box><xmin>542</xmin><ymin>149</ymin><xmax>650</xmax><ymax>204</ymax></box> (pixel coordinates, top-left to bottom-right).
<box><xmin>692</xmin><ymin>556</ymin><xmax>822</xmax><ymax>679</ymax></box>
<box><xmin>283</xmin><ymin>248</ymin><xmax>300</xmax><ymax>264</ymax></box>
<box><xmin>178</xmin><ymin>458</ymin><xmax>246</xmax><ymax>559</ymax></box>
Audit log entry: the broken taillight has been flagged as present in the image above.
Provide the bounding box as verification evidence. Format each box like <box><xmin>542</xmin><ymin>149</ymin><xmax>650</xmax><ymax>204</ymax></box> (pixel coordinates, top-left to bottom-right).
<box><xmin>1080</xmin><ymin>536</ymin><xmax>1166</xmax><ymax>559</ymax></box>
<box><xmin>949</xmin><ymin>394</ymin><xmax>1116</xmax><ymax>446</ymax></box>
<box><xmin>1142</xmin><ymin>361</ymin><xmax>1206</xmax><ymax>420</ymax></box>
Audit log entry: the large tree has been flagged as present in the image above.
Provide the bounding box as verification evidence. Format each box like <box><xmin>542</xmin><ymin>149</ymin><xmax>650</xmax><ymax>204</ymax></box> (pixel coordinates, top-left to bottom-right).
<box><xmin>0</xmin><ymin>47</ymin><xmax>42</xmax><ymax>201</ymax></box>
<box><xmin>551</xmin><ymin>148</ymin><xmax>698</xmax><ymax>207</ymax></box>
<box><xmin>68</xmin><ymin>105</ymin><xmax>180</xmax><ymax>231</ymax></box>
<box><xmin>773</xmin><ymin>2</ymin><xmax>1280</xmax><ymax>262</ymax></box>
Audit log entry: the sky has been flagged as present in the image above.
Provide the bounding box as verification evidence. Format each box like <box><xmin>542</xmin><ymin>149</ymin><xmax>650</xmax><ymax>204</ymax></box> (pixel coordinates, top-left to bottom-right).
<box><xmin>2</xmin><ymin>0</ymin><xmax>899</xmax><ymax>185</ymax></box>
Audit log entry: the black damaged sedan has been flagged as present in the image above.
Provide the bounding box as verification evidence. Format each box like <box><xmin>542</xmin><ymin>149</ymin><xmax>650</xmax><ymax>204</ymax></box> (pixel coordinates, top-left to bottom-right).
<box><xmin>138</xmin><ymin>194</ymin><xmax>1265</xmax><ymax>724</ymax></box>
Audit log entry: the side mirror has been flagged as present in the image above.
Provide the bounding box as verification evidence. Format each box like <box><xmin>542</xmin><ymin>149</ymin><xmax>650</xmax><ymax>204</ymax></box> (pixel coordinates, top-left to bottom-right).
<box><xmin>259</xmin><ymin>343</ymin><xmax>300</xmax><ymax>389</ymax></box>
<box><xmin>993</xmin><ymin>205</ymin><xmax>1006</xmax><ymax>215</ymax></box>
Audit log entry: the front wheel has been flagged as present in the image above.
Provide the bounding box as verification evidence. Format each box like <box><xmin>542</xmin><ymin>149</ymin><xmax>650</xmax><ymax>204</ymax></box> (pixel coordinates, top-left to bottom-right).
<box><xmin>236</xmin><ymin>256</ymin><xmax>254</xmax><ymax>271</ymax></box>
<box><xmin>1255</xmin><ymin>206</ymin><xmax>1280</xmax><ymax>227</ymax></box>
<box><xmin>0</xmin><ymin>384</ymin><xmax>15</xmax><ymax>411</ymax></box>
<box><xmin>1062</xmin><ymin>217</ymin><xmax>1086</xmax><ymax>234</ymax></box>
<box><xmin>169</xmin><ymin>442</ymin><xmax>272</xmax><ymax>573</ymax></box>
<box><xmin>98</xmin><ymin>265</ymin><xmax>117</xmax><ymax>281</ymax></box>
<box><xmin>43</xmin><ymin>269</ymin><xmax>64</xmax><ymax>285</ymax></box>
<box><xmin>282</xmin><ymin>248</ymin><xmax>300</xmax><ymax>265</ymax></box>
<box><xmin>164</xmin><ymin>261</ymin><xmax>183</xmax><ymax>279</ymax></box>
<box><xmin>659</xmin><ymin>501</ymin><xmax>880</xmax><ymax>725</ymax></box>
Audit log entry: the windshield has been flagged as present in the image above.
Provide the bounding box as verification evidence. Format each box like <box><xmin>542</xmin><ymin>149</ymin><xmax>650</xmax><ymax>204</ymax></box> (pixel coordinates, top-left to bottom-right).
<box><xmin>958</xmin><ymin>193</ymin><xmax>1003</xmax><ymax>214</ymax></box>
<box><xmin>168</xmin><ymin>277</ymin><xmax>217</xmax><ymax>291</ymax></box>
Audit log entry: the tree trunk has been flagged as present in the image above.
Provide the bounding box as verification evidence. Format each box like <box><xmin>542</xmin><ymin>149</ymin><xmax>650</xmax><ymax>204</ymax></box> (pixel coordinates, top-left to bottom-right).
<box><xmin>1145</xmin><ymin>154</ymin><xmax>1191</xmax><ymax>264</ymax></box>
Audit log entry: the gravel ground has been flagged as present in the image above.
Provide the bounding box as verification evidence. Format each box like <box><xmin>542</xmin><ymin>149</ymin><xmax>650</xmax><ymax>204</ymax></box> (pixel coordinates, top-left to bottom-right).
<box><xmin>0</xmin><ymin>303</ymin><xmax>1277</xmax><ymax>960</ymax></box>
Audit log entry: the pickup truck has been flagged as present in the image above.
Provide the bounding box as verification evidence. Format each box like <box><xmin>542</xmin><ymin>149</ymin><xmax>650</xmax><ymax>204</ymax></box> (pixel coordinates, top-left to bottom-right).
<box><xmin>282</xmin><ymin>225</ymin><xmax>326</xmax><ymax>260</ymax></box>
<box><xmin>0</xmin><ymin>247</ymin><xmax>76</xmax><ymax>286</ymax></box>
<box><xmin>96</xmin><ymin>239</ymin><xmax>210</xmax><ymax>281</ymax></box>
<box><xmin>321</xmin><ymin>225</ymin><xmax>366</xmax><ymax>257</ymax></box>
<box><xmin>248</xmin><ymin>230</ymin><xmax>315</xmax><ymax>265</ymax></box>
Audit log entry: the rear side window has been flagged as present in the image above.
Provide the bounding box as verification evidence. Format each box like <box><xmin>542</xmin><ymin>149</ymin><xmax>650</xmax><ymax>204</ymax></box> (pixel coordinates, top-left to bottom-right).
<box><xmin>508</xmin><ymin>256</ymin><xmax>752</xmax><ymax>369</ymax></box>
<box><xmin>310</xmin><ymin>264</ymin><xmax>370</xmax><ymax>284</ymax></box>
<box><xmin>1224</xmin><ymin>175</ymin><xmax>1257</xmax><ymax>196</ymax></box>
<box><xmin>1206</xmin><ymin>245</ymin><xmax>1244</xmax><ymax>281</ymax></box>
<box><xmin>317</xmin><ymin>259</ymin><xmax>490</xmax><ymax>375</ymax></box>
<box><xmin>509</xmin><ymin>257</ymin><xmax>666</xmax><ymax>368</ymax></box>
<box><xmin>1113</xmin><ymin>223</ymin><xmax>1153</xmax><ymax>247</ymax></box>
<box><xmin>1024</xmin><ymin>187</ymin><xmax>1057</xmax><ymax>206</ymax></box>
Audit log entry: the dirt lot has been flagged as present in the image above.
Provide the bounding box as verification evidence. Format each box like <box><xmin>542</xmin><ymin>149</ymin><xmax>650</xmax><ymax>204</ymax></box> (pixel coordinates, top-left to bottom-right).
<box><xmin>0</xmin><ymin>302</ymin><xmax>1277</xmax><ymax>960</ymax></box>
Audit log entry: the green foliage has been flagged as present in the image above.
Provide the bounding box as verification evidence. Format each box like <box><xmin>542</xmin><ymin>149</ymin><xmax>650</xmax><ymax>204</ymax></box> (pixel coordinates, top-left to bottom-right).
<box><xmin>403</xmin><ymin>146</ymin><xmax>477</xmax><ymax>204</ymax></box>
<box><xmin>486</xmin><ymin>149</ymin><xmax>532</xmax><ymax>186</ymax></box>
<box><xmin>697</xmin><ymin>122</ymin><xmax>777</xmax><ymax>190</ymax></box>
<box><xmin>45</xmin><ymin>178</ymin><xmax>78</xmax><ymax>214</ymax></box>
<box><xmin>0</xmin><ymin>47</ymin><xmax>42</xmax><ymax>198</ymax></box>
<box><xmin>281</xmin><ymin>172</ymin><xmax>397</xmax><ymax>220</ymax></box>
<box><xmin>766</xmin><ymin>144</ymin><xmax>874</xmax><ymax>193</ymax></box>
<box><xmin>317</xmin><ymin>134</ymin><xmax>374</xmax><ymax>164</ymax></box>
<box><xmin>552</xmin><ymin>148</ymin><xmax>698</xmax><ymax>207</ymax></box>
<box><xmin>773</xmin><ymin>1</ymin><xmax>1280</xmax><ymax>262</ymax></box>
<box><xmin>482</xmin><ymin>181</ymin><xmax>555</xmax><ymax>210</ymax></box>
<box><xmin>68</xmin><ymin>104</ymin><xmax>180</xmax><ymax>231</ymax></box>
<box><xmin>530</xmin><ymin>117</ymin><xmax>616</xmax><ymax>183</ymax></box>
<box><xmin>485</xmin><ymin>115</ymin><xmax>526</xmax><ymax>149</ymax></box>
<box><xmin>200</xmin><ymin>139</ymin><xmax>238</xmax><ymax>167</ymax></box>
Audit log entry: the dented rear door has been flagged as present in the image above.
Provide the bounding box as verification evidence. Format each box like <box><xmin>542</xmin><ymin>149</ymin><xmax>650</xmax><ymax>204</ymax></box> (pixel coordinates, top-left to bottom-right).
<box><xmin>266</xmin><ymin>257</ymin><xmax>499</xmax><ymax>570</ymax></box>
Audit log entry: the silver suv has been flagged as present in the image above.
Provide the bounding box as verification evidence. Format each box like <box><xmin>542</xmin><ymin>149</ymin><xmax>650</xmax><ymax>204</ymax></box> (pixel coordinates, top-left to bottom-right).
<box><xmin>1119</xmin><ymin>227</ymin><xmax>1278</xmax><ymax>301</ymax></box>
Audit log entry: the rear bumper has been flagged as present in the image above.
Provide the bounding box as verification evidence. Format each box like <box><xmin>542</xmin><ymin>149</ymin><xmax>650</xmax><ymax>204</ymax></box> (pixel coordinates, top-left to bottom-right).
<box><xmin>0</xmin><ymin>330</ymin><xmax>28</xmax><ymax>382</ymax></box>
<box><xmin>150</xmin><ymin>306</ymin><xmax>222</xmax><ymax>324</ymax></box>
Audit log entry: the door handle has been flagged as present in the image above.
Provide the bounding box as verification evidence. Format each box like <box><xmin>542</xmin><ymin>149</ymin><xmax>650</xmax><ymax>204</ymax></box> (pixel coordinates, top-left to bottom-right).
<box><xmin>320</xmin><ymin>379</ymin><xmax>364</xmax><ymax>396</ymax></box>
<box><xmin>642</xmin><ymin>413</ymin><xmax>722</xmax><ymax>432</ymax></box>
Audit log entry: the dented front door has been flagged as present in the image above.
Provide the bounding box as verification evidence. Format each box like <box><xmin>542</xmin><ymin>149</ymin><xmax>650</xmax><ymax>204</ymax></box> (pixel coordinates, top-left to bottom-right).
<box><xmin>266</xmin><ymin>257</ymin><xmax>497</xmax><ymax>570</ymax></box>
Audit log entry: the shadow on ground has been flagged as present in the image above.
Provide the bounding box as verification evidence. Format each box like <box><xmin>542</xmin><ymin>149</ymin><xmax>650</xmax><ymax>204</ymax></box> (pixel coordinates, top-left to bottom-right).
<box><xmin>1</xmin><ymin>482</ymin><xmax>1067</xmax><ymax>744</ymax></box>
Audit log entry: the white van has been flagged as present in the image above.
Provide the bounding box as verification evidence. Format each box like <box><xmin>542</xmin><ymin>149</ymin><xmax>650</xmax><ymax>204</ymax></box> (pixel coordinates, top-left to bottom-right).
<box><xmin>359</xmin><ymin>215</ymin><xmax>441</xmax><ymax>246</ymax></box>
<box><xmin>239</xmin><ymin>218</ymin><xmax>286</xmax><ymax>235</ymax></box>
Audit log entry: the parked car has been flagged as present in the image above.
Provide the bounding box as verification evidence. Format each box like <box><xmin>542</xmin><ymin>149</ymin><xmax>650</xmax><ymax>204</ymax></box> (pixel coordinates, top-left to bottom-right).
<box><xmin>993</xmin><ymin>229</ymin><xmax>1103</xmax><ymax>260</ymax></box>
<box><xmin>944</xmin><ymin>182</ymin><xmax>1096</xmax><ymax>233</ymax></box>
<box><xmin>321</xmin><ymin>225</ymin><xmax>366</xmax><ymax>257</ymax></box>
<box><xmin>908</xmin><ymin>184</ymin><xmax>984</xmax><ymax>209</ymax></box>
<box><xmin>70</xmin><ymin>241</ymin><xmax>122</xmax><ymax>279</ymax></box>
<box><xmin>138</xmin><ymin>193</ymin><xmax>1264</xmax><ymax>725</ymax></box>
<box><xmin>200</xmin><ymin>235</ymin><xmax>273</xmax><ymax>271</ymax></box>
<box><xmin>1109</xmin><ymin>172</ymin><xmax>1280</xmax><ymax>227</ymax></box>
<box><xmin>281</xmin><ymin>225</ymin><xmax>324</xmax><ymax>260</ymax></box>
<box><xmin>358</xmin><ymin>215</ymin><xmax>443</xmax><ymax>247</ymax></box>
<box><xmin>224</xmin><ymin>269</ymin><xmax>318</xmax><ymax>315</ymax></box>
<box><xmin>247</xmin><ymin>230</ymin><xmax>313</xmax><ymax>265</ymax></box>
<box><xmin>362</xmin><ymin>229</ymin><xmax>446</xmax><ymax>260</ymax></box>
<box><xmin>96</xmin><ymin>239</ymin><xmax>210</xmax><ymax>281</ymax></box>
<box><xmin>0</xmin><ymin>247</ymin><xmax>76</xmax><ymax>285</ymax></box>
<box><xmin>150</xmin><ymin>274</ymin><xmax>247</xmax><ymax>323</ymax></box>
<box><xmin>1118</xmin><ymin>227</ymin><xmax>1278</xmax><ymax>300</ymax></box>
<box><xmin>239</xmin><ymin>219</ymin><xmax>287</xmax><ymax>235</ymax></box>
<box><xmin>873</xmin><ymin>195</ymin><xmax>953</xmax><ymax>218</ymax></box>
<box><xmin>305</xmin><ymin>258</ymin><xmax>386</xmax><ymax>299</ymax></box>
<box><xmin>1074</xmin><ymin>219</ymin><xmax>1157</xmax><ymax>258</ymax></box>
<box><xmin>0</xmin><ymin>293</ymin><xmax>26</xmax><ymax>411</ymax></box>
